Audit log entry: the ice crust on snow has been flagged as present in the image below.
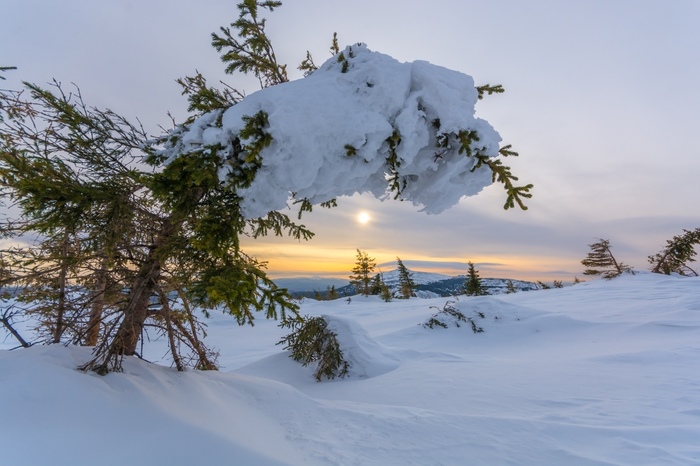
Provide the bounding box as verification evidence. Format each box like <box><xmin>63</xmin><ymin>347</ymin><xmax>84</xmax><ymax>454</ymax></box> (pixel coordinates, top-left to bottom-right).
<box><xmin>165</xmin><ymin>44</ymin><xmax>502</xmax><ymax>218</ymax></box>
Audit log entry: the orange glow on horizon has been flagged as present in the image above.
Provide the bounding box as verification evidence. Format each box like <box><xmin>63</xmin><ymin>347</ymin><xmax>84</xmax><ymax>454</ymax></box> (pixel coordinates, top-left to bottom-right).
<box><xmin>241</xmin><ymin>241</ymin><xmax>579</xmax><ymax>282</ymax></box>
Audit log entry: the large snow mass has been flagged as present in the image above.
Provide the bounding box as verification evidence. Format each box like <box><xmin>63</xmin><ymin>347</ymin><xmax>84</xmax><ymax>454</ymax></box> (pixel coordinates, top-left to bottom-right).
<box><xmin>2</xmin><ymin>273</ymin><xmax>700</xmax><ymax>465</ymax></box>
<box><xmin>165</xmin><ymin>44</ymin><xmax>502</xmax><ymax>218</ymax></box>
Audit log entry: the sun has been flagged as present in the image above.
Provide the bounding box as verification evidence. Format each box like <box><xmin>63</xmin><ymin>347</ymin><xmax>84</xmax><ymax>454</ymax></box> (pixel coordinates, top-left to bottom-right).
<box><xmin>357</xmin><ymin>212</ymin><xmax>371</xmax><ymax>224</ymax></box>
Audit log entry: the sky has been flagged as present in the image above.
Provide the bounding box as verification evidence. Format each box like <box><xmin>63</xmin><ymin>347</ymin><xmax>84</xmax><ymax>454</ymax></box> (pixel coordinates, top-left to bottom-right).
<box><xmin>2</xmin><ymin>0</ymin><xmax>699</xmax><ymax>282</ymax></box>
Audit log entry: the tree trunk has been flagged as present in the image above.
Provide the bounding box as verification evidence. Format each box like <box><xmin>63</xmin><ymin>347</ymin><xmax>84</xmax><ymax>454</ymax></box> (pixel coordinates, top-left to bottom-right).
<box><xmin>84</xmin><ymin>262</ymin><xmax>107</xmax><ymax>347</ymax></box>
<box><xmin>82</xmin><ymin>218</ymin><xmax>177</xmax><ymax>374</ymax></box>
<box><xmin>52</xmin><ymin>232</ymin><xmax>70</xmax><ymax>344</ymax></box>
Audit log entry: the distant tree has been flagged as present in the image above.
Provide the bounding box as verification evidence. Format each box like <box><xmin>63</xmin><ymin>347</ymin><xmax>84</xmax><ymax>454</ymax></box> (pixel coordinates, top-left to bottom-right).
<box><xmin>505</xmin><ymin>279</ymin><xmax>517</xmax><ymax>294</ymax></box>
<box><xmin>536</xmin><ymin>280</ymin><xmax>551</xmax><ymax>290</ymax></box>
<box><xmin>369</xmin><ymin>273</ymin><xmax>384</xmax><ymax>295</ymax></box>
<box><xmin>326</xmin><ymin>285</ymin><xmax>340</xmax><ymax>300</ymax></box>
<box><xmin>349</xmin><ymin>249</ymin><xmax>376</xmax><ymax>296</ymax></box>
<box><xmin>464</xmin><ymin>262</ymin><xmax>488</xmax><ymax>296</ymax></box>
<box><xmin>581</xmin><ymin>239</ymin><xmax>633</xmax><ymax>279</ymax></box>
<box><xmin>379</xmin><ymin>280</ymin><xmax>393</xmax><ymax>302</ymax></box>
<box><xmin>648</xmin><ymin>228</ymin><xmax>700</xmax><ymax>276</ymax></box>
<box><xmin>553</xmin><ymin>280</ymin><xmax>564</xmax><ymax>288</ymax></box>
<box><xmin>396</xmin><ymin>257</ymin><xmax>417</xmax><ymax>298</ymax></box>
<box><xmin>573</xmin><ymin>276</ymin><xmax>583</xmax><ymax>284</ymax></box>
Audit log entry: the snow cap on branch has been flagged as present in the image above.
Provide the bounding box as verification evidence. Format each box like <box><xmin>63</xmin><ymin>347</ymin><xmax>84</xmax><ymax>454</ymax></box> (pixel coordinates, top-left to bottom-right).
<box><xmin>166</xmin><ymin>44</ymin><xmax>504</xmax><ymax>218</ymax></box>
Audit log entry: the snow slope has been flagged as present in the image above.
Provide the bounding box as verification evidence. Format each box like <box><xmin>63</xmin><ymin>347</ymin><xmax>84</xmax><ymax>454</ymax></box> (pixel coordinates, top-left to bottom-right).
<box><xmin>2</xmin><ymin>273</ymin><xmax>700</xmax><ymax>465</ymax></box>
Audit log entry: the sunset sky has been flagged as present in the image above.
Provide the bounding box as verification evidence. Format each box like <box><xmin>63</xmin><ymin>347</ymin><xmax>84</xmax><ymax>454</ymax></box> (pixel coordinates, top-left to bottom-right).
<box><xmin>3</xmin><ymin>0</ymin><xmax>699</xmax><ymax>282</ymax></box>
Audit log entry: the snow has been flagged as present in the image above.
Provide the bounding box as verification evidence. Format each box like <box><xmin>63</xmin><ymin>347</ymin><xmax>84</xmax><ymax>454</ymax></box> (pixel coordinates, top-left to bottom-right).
<box><xmin>161</xmin><ymin>44</ymin><xmax>502</xmax><ymax>218</ymax></box>
<box><xmin>3</xmin><ymin>273</ymin><xmax>700</xmax><ymax>465</ymax></box>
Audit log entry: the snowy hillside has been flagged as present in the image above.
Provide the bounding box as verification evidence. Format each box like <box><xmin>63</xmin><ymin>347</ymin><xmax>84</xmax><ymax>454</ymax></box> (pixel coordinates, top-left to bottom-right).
<box><xmin>2</xmin><ymin>273</ymin><xmax>700</xmax><ymax>465</ymax></box>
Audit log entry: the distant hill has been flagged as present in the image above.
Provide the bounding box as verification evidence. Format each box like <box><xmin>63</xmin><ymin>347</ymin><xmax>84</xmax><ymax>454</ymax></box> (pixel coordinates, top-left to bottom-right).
<box><xmin>284</xmin><ymin>269</ymin><xmax>539</xmax><ymax>299</ymax></box>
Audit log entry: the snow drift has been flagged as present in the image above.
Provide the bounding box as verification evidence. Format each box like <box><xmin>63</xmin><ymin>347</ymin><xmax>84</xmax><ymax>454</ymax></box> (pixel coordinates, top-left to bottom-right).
<box><xmin>3</xmin><ymin>273</ymin><xmax>700</xmax><ymax>465</ymax></box>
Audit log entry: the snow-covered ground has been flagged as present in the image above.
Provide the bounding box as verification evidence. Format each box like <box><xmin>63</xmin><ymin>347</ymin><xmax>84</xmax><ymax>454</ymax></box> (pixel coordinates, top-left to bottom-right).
<box><xmin>2</xmin><ymin>272</ymin><xmax>700</xmax><ymax>465</ymax></box>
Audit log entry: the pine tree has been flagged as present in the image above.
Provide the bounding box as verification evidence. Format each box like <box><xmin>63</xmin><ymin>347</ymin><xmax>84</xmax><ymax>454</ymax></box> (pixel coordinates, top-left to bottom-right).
<box><xmin>581</xmin><ymin>239</ymin><xmax>633</xmax><ymax>279</ymax></box>
<box><xmin>369</xmin><ymin>273</ymin><xmax>384</xmax><ymax>295</ymax></box>
<box><xmin>349</xmin><ymin>249</ymin><xmax>376</xmax><ymax>296</ymax></box>
<box><xmin>396</xmin><ymin>257</ymin><xmax>417</xmax><ymax>299</ymax></box>
<box><xmin>505</xmin><ymin>279</ymin><xmax>517</xmax><ymax>294</ymax></box>
<box><xmin>648</xmin><ymin>228</ymin><xmax>700</xmax><ymax>276</ymax></box>
<box><xmin>2</xmin><ymin>0</ymin><xmax>534</xmax><ymax>374</ymax></box>
<box><xmin>380</xmin><ymin>282</ymin><xmax>393</xmax><ymax>302</ymax></box>
<box><xmin>464</xmin><ymin>262</ymin><xmax>488</xmax><ymax>296</ymax></box>
<box><xmin>326</xmin><ymin>285</ymin><xmax>339</xmax><ymax>300</ymax></box>
<box><xmin>553</xmin><ymin>280</ymin><xmax>564</xmax><ymax>288</ymax></box>
<box><xmin>0</xmin><ymin>17</ymin><xmax>307</xmax><ymax>373</ymax></box>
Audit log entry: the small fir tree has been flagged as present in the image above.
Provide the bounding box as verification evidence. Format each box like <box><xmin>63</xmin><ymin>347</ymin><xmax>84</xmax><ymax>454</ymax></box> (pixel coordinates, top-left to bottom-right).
<box><xmin>379</xmin><ymin>280</ymin><xmax>393</xmax><ymax>302</ymax></box>
<box><xmin>349</xmin><ymin>249</ymin><xmax>376</xmax><ymax>296</ymax></box>
<box><xmin>278</xmin><ymin>316</ymin><xmax>349</xmax><ymax>382</ymax></box>
<box><xmin>581</xmin><ymin>239</ymin><xmax>633</xmax><ymax>279</ymax></box>
<box><xmin>396</xmin><ymin>257</ymin><xmax>417</xmax><ymax>299</ymax></box>
<box><xmin>536</xmin><ymin>280</ymin><xmax>551</xmax><ymax>290</ymax></box>
<box><xmin>326</xmin><ymin>285</ymin><xmax>340</xmax><ymax>300</ymax></box>
<box><xmin>553</xmin><ymin>280</ymin><xmax>564</xmax><ymax>288</ymax></box>
<box><xmin>505</xmin><ymin>279</ymin><xmax>517</xmax><ymax>294</ymax></box>
<box><xmin>369</xmin><ymin>273</ymin><xmax>384</xmax><ymax>295</ymax></box>
<box><xmin>464</xmin><ymin>262</ymin><xmax>488</xmax><ymax>296</ymax></box>
<box><xmin>648</xmin><ymin>228</ymin><xmax>700</xmax><ymax>276</ymax></box>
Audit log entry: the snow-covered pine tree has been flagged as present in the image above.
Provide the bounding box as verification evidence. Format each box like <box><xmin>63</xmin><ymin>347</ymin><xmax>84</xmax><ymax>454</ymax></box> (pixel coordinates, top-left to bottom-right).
<box><xmin>505</xmin><ymin>279</ymin><xmax>517</xmax><ymax>294</ymax></box>
<box><xmin>648</xmin><ymin>228</ymin><xmax>700</xmax><ymax>276</ymax></box>
<box><xmin>350</xmin><ymin>249</ymin><xmax>376</xmax><ymax>296</ymax></box>
<box><xmin>464</xmin><ymin>262</ymin><xmax>488</xmax><ymax>296</ymax></box>
<box><xmin>581</xmin><ymin>239</ymin><xmax>633</xmax><ymax>279</ymax></box>
<box><xmin>2</xmin><ymin>0</ymin><xmax>534</xmax><ymax>374</ymax></box>
<box><xmin>396</xmin><ymin>257</ymin><xmax>417</xmax><ymax>298</ymax></box>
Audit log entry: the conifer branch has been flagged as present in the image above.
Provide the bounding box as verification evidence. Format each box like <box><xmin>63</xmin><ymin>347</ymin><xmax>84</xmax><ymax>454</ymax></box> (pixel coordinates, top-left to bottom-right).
<box><xmin>476</xmin><ymin>84</ymin><xmax>505</xmax><ymax>100</ymax></box>
<box><xmin>176</xmin><ymin>71</ymin><xmax>244</xmax><ymax>118</ymax></box>
<box><xmin>457</xmin><ymin>134</ymin><xmax>532</xmax><ymax>210</ymax></box>
<box><xmin>212</xmin><ymin>0</ymin><xmax>288</xmax><ymax>88</ymax></box>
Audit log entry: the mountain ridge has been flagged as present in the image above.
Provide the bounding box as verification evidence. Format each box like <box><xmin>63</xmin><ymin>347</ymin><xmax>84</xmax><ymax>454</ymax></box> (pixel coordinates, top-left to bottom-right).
<box><xmin>281</xmin><ymin>269</ymin><xmax>539</xmax><ymax>298</ymax></box>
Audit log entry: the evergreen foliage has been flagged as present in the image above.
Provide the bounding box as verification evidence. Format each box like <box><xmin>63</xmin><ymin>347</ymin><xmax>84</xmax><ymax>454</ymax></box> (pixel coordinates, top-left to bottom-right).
<box><xmin>0</xmin><ymin>1</ymin><xmax>313</xmax><ymax>374</ymax></box>
<box><xmin>0</xmin><ymin>66</ymin><xmax>16</xmax><ymax>78</ymax></box>
<box><xmin>553</xmin><ymin>280</ymin><xmax>564</xmax><ymax>289</ymax></box>
<box><xmin>464</xmin><ymin>262</ymin><xmax>488</xmax><ymax>296</ymax></box>
<box><xmin>396</xmin><ymin>257</ymin><xmax>417</xmax><ymax>299</ymax></box>
<box><xmin>581</xmin><ymin>239</ymin><xmax>633</xmax><ymax>279</ymax></box>
<box><xmin>379</xmin><ymin>280</ymin><xmax>393</xmax><ymax>302</ymax></box>
<box><xmin>505</xmin><ymin>279</ymin><xmax>517</xmax><ymax>294</ymax></box>
<box><xmin>537</xmin><ymin>281</ymin><xmax>551</xmax><ymax>290</ymax></box>
<box><xmin>648</xmin><ymin>228</ymin><xmax>700</xmax><ymax>276</ymax></box>
<box><xmin>1</xmin><ymin>0</ymin><xmax>533</xmax><ymax>375</ymax></box>
<box><xmin>349</xmin><ymin>249</ymin><xmax>376</xmax><ymax>296</ymax></box>
<box><xmin>423</xmin><ymin>301</ymin><xmax>484</xmax><ymax>333</ymax></box>
<box><xmin>369</xmin><ymin>274</ymin><xmax>384</xmax><ymax>295</ymax></box>
<box><xmin>278</xmin><ymin>315</ymin><xmax>350</xmax><ymax>381</ymax></box>
<box><xmin>212</xmin><ymin>0</ymin><xmax>288</xmax><ymax>88</ymax></box>
<box><xmin>326</xmin><ymin>285</ymin><xmax>340</xmax><ymax>300</ymax></box>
